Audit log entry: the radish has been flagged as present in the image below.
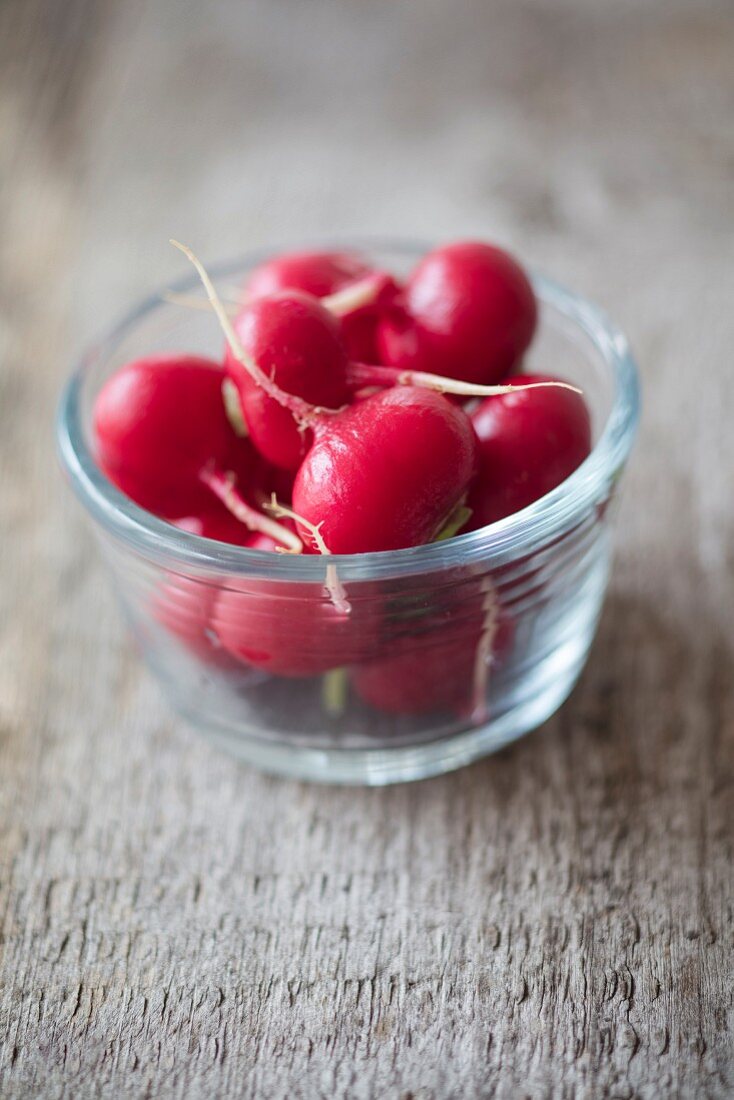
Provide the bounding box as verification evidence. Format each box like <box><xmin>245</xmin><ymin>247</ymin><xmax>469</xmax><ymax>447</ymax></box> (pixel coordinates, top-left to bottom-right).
<box><xmin>223</xmin><ymin>291</ymin><xmax>350</xmax><ymax>471</ymax></box>
<box><xmin>352</xmin><ymin>587</ymin><xmax>513</xmax><ymax>716</ymax></box>
<box><xmin>377</xmin><ymin>240</ymin><xmax>537</xmax><ymax>386</ymax></box>
<box><xmin>153</xmin><ymin>530</ymin><xmax>285</xmax><ymax>668</ymax></box>
<box><xmin>291</xmin><ymin>385</ymin><xmax>479</xmax><ymax>554</ymax></box>
<box><xmin>468</xmin><ymin>373</ymin><xmax>592</xmax><ymax>527</ymax></box>
<box><xmin>244</xmin><ymin>248</ymin><xmax>400</xmax><ymax>361</ymax></box>
<box><xmin>352</xmin><ymin>621</ymin><xmax>482</xmax><ymax>715</ymax></box>
<box><xmin>152</xmin><ymin>574</ymin><xmax>232</xmax><ymax>667</ymax></box>
<box><xmin>93</xmin><ymin>354</ymin><xmax>300</xmax><ymax>551</ymax></box>
<box><xmin>246</xmin><ymin>249</ymin><xmax>372</xmax><ymax>300</ymax></box>
<box><xmin>212</xmin><ymin>580</ymin><xmax>381</xmax><ymax>677</ymax></box>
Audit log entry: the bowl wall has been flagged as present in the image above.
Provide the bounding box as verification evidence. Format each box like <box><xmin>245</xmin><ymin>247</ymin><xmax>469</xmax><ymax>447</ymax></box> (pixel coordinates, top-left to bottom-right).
<box><xmin>57</xmin><ymin>242</ymin><xmax>639</xmax><ymax>784</ymax></box>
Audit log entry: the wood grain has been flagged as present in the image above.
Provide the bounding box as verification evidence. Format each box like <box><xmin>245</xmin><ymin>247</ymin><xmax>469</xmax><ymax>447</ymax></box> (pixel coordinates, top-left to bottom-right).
<box><xmin>1</xmin><ymin>1</ymin><xmax>733</xmax><ymax>1096</ymax></box>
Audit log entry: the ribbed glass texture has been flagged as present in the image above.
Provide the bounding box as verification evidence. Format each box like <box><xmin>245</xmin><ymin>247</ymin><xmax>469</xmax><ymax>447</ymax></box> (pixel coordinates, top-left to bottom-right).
<box><xmin>57</xmin><ymin>242</ymin><xmax>639</xmax><ymax>784</ymax></box>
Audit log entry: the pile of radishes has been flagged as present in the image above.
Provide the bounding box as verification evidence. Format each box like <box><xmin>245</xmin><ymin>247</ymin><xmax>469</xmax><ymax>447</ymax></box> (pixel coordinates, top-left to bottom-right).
<box><xmin>93</xmin><ymin>240</ymin><xmax>592</xmax><ymax>717</ymax></box>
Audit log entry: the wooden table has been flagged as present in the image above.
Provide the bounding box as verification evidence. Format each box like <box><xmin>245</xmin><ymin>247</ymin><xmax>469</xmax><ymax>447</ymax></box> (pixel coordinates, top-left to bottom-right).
<box><xmin>1</xmin><ymin>1</ymin><xmax>732</xmax><ymax>1095</ymax></box>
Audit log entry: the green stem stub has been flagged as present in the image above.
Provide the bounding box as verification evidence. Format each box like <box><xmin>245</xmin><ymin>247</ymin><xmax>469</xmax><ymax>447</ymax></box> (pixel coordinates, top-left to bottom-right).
<box><xmin>322</xmin><ymin>668</ymin><xmax>349</xmax><ymax>716</ymax></box>
<box><xmin>434</xmin><ymin>503</ymin><xmax>473</xmax><ymax>542</ymax></box>
<box><xmin>222</xmin><ymin>378</ymin><xmax>248</xmax><ymax>437</ymax></box>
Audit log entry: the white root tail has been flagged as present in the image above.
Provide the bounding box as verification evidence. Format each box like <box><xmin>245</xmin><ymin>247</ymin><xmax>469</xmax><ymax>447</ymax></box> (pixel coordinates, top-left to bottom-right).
<box><xmin>166</xmin><ymin>273</ymin><xmax>384</xmax><ymax>321</ymax></box>
<box><xmin>221</xmin><ymin>379</ymin><xmax>249</xmax><ymax>437</ymax></box>
<box><xmin>200</xmin><ymin>466</ymin><xmax>303</xmax><ymax>553</ymax></box>
<box><xmin>400</xmin><ymin>370</ymin><xmax>582</xmax><ymax>398</ymax></box>
<box><xmin>170</xmin><ymin>240</ymin><xmax>318</xmax><ymax>429</ymax></box>
<box><xmin>266</xmin><ymin>495</ymin><xmax>351</xmax><ymax>615</ymax></box>
<box><xmin>320</xmin><ymin>272</ymin><xmax>387</xmax><ymax>317</ymax></box>
<box><xmin>347</xmin><ymin>362</ymin><xmax>582</xmax><ymax>399</ymax></box>
<box><xmin>163</xmin><ymin>291</ymin><xmax>238</xmax><ymax>316</ymax></box>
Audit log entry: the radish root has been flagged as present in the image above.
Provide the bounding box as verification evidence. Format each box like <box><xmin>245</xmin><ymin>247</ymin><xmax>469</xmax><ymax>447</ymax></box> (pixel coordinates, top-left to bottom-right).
<box><xmin>200</xmin><ymin>466</ymin><xmax>303</xmax><ymax>553</ymax></box>
<box><xmin>348</xmin><ymin>363</ymin><xmax>582</xmax><ymax>399</ymax></box>
<box><xmin>164</xmin><ymin>277</ymin><xmax>379</xmax><ymax>320</ymax></box>
<box><xmin>321</xmin><ymin>272</ymin><xmax>387</xmax><ymax>317</ymax></box>
<box><xmin>266</xmin><ymin>495</ymin><xmax>351</xmax><ymax>614</ymax></box>
<box><xmin>163</xmin><ymin>291</ymin><xmax>239</xmax><ymax>316</ymax></box>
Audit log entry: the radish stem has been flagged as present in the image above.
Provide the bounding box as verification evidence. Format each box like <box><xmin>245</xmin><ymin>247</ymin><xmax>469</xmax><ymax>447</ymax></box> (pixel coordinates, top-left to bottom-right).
<box><xmin>434</xmin><ymin>501</ymin><xmax>473</xmax><ymax>542</ymax></box>
<box><xmin>221</xmin><ymin>379</ymin><xmax>248</xmax><ymax>437</ymax></box>
<box><xmin>322</xmin><ymin>668</ymin><xmax>349</xmax><ymax>716</ymax></box>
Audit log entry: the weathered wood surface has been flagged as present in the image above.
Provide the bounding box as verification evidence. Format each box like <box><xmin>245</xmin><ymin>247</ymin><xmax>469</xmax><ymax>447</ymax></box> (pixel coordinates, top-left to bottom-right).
<box><xmin>1</xmin><ymin>1</ymin><xmax>733</xmax><ymax>1096</ymax></box>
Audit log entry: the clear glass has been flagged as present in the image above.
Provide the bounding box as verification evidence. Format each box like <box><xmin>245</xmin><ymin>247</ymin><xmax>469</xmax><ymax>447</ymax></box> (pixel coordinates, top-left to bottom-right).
<box><xmin>56</xmin><ymin>241</ymin><xmax>640</xmax><ymax>785</ymax></box>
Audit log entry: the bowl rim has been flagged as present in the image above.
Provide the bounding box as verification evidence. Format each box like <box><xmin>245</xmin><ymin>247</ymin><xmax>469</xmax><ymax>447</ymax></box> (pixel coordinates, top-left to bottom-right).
<box><xmin>56</xmin><ymin>238</ymin><xmax>640</xmax><ymax>581</ymax></box>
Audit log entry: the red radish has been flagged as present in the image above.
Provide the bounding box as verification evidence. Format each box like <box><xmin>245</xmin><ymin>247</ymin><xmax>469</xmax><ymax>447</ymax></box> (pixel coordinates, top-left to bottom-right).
<box><xmin>352</xmin><ymin>597</ymin><xmax>513</xmax><ymax>716</ymax></box>
<box><xmin>154</xmin><ymin>521</ymin><xmax>288</xmax><ymax>666</ymax></box>
<box><xmin>94</xmin><ymin>353</ymin><xmax>220</xmax><ymax>516</ymax></box>
<box><xmin>468</xmin><ymin>373</ymin><xmax>592</xmax><ymax>527</ymax></box>
<box><xmin>377</xmin><ymin>241</ymin><xmax>537</xmax><ymax>386</ymax></box>
<box><xmin>291</xmin><ymin>386</ymin><xmax>479</xmax><ymax>554</ymax></box>
<box><xmin>342</xmin><ymin>361</ymin><xmax>575</xmax><ymax>402</ymax></box>
<box><xmin>213</xmin><ymin>580</ymin><xmax>381</xmax><ymax>677</ymax></box>
<box><xmin>246</xmin><ymin>249</ymin><xmax>372</xmax><ymax>300</ymax></box>
<box><xmin>352</xmin><ymin>623</ymin><xmax>482</xmax><ymax>714</ymax></box>
<box><xmin>244</xmin><ymin>248</ymin><xmax>399</xmax><ymax>361</ymax></box>
<box><xmin>224</xmin><ymin>291</ymin><xmax>350</xmax><ymax>471</ymax></box>
<box><xmin>152</xmin><ymin>574</ymin><xmax>230</xmax><ymax>666</ymax></box>
<box><xmin>93</xmin><ymin>354</ymin><xmax>300</xmax><ymax>550</ymax></box>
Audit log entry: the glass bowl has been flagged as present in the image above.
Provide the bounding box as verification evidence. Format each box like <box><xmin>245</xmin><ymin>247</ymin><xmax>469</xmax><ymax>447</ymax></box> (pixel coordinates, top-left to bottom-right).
<box><xmin>56</xmin><ymin>241</ymin><xmax>640</xmax><ymax>785</ymax></box>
